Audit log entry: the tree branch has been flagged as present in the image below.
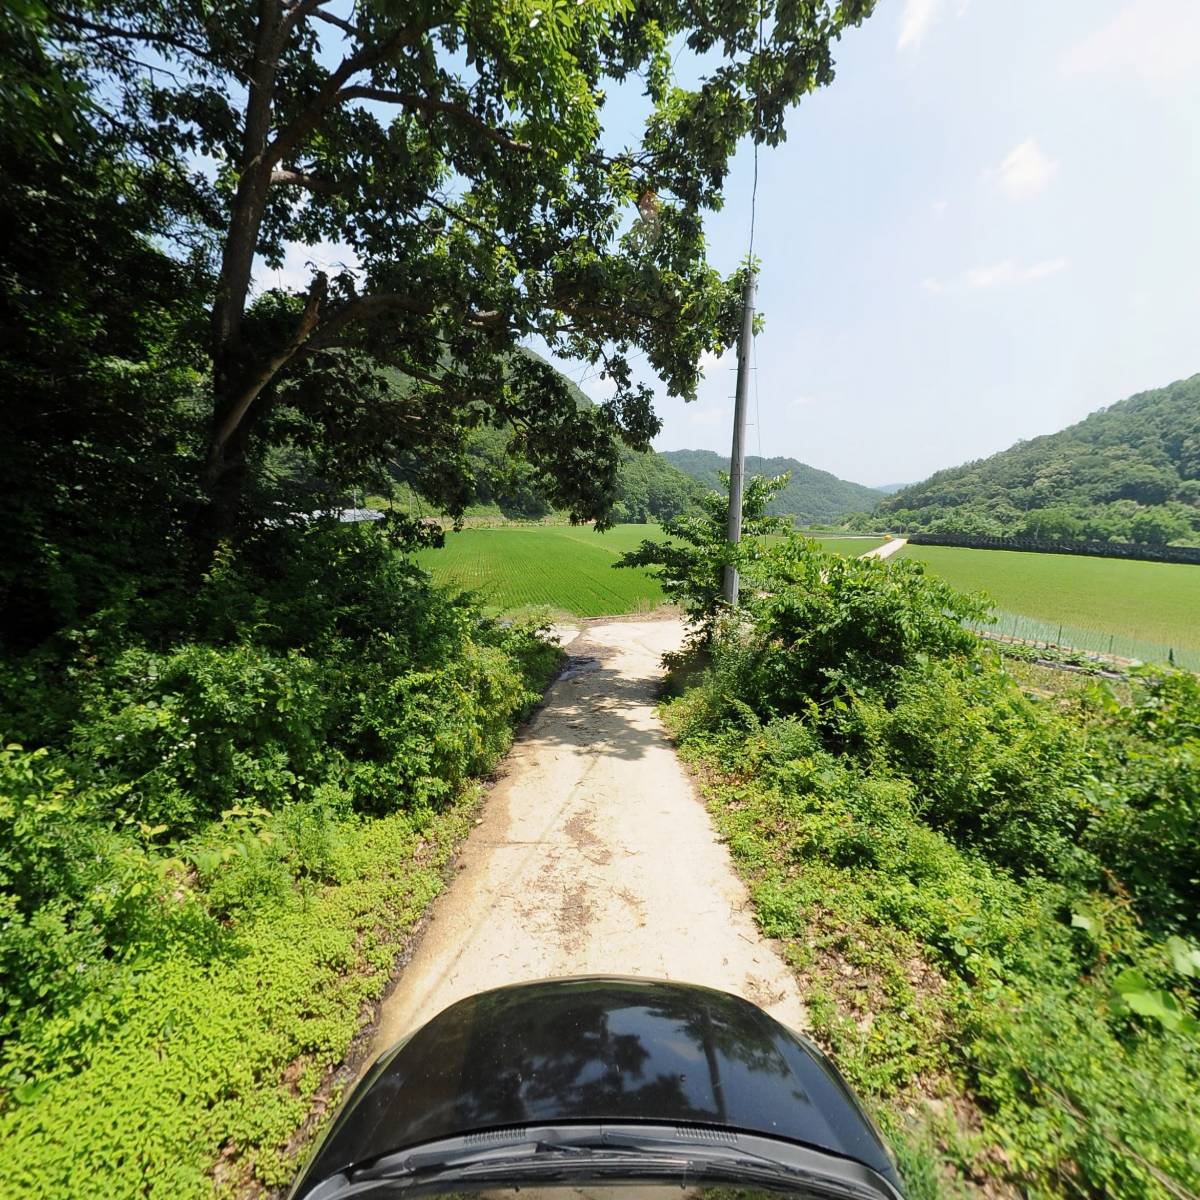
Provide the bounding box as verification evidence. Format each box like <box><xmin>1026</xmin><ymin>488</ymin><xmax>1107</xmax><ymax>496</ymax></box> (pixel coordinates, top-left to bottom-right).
<box><xmin>210</xmin><ymin>271</ymin><xmax>328</xmax><ymax>462</ymax></box>
<box><xmin>337</xmin><ymin>87</ymin><xmax>530</xmax><ymax>151</ymax></box>
<box><xmin>282</xmin><ymin>0</ymin><xmax>332</xmax><ymax>34</ymax></box>
<box><xmin>268</xmin><ymin>22</ymin><xmax>435</xmax><ymax>166</ymax></box>
<box><xmin>308</xmin><ymin>7</ymin><xmax>357</xmax><ymax>36</ymax></box>
<box><xmin>53</xmin><ymin>13</ymin><xmax>251</xmax><ymax>82</ymax></box>
<box><xmin>305</xmin><ymin>292</ymin><xmax>506</xmax><ymax>352</ymax></box>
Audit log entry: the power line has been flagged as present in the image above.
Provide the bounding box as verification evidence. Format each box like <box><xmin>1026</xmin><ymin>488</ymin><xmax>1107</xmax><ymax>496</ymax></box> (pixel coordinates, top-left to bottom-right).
<box><xmin>747</xmin><ymin>0</ymin><xmax>764</xmax><ymax>265</ymax></box>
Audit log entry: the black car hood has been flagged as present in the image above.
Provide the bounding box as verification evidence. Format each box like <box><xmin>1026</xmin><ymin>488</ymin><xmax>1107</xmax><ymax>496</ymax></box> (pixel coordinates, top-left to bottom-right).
<box><xmin>301</xmin><ymin>977</ymin><xmax>900</xmax><ymax>1190</ymax></box>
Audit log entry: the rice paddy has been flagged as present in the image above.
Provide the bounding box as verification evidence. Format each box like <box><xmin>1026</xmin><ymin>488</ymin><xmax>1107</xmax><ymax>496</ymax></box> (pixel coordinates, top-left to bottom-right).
<box><xmin>900</xmin><ymin>544</ymin><xmax>1200</xmax><ymax>669</ymax></box>
<box><xmin>414</xmin><ymin>525</ymin><xmax>880</xmax><ymax>617</ymax></box>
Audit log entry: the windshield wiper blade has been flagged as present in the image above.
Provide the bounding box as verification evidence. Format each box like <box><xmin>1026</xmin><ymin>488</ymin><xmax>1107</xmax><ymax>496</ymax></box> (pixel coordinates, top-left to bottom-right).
<box><xmin>352</xmin><ymin>1136</ymin><xmax>628</xmax><ymax>1184</ymax></box>
<box><xmin>330</xmin><ymin>1129</ymin><xmax>893</xmax><ymax>1200</ymax></box>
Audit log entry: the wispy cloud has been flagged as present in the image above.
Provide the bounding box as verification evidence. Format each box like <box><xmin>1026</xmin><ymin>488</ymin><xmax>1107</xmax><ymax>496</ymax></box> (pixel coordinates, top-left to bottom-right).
<box><xmin>262</xmin><ymin>240</ymin><xmax>361</xmax><ymax>294</ymax></box>
<box><xmin>686</xmin><ymin>402</ymin><xmax>733</xmax><ymax>429</ymax></box>
<box><xmin>991</xmin><ymin>138</ymin><xmax>1058</xmax><ymax>200</ymax></box>
<box><xmin>699</xmin><ymin>348</ymin><xmax>733</xmax><ymax>375</ymax></box>
<box><xmin>1062</xmin><ymin>0</ymin><xmax>1200</xmax><ymax>88</ymax></box>
<box><xmin>966</xmin><ymin>257</ymin><xmax>1068</xmax><ymax>289</ymax></box>
<box><xmin>922</xmin><ymin>257</ymin><xmax>1068</xmax><ymax>293</ymax></box>
<box><xmin>898</xmin><ymin>0</ymin><xmax>942</xmax><ymax>50</ymax></box>
<box><xmin>583</xmin><ymin>373</ymin><xmax>618</xmax><ymax>400</ymax></box>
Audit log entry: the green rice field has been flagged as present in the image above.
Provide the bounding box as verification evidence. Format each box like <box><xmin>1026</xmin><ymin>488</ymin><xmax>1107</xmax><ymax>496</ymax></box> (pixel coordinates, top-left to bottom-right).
<box><xmin>415</xmin><ymin>524</ymin><xmax>667</xmax><ymax>616</ymax></box>
<box><xmin>900</xmin><ymin>544</ymin><xmax>1200</xmax><ymax>669</ymax></box>
<box><xmin>415</xmin><ymin>525</ymin><xmax>881</xmax><ymax>617</ymax></box>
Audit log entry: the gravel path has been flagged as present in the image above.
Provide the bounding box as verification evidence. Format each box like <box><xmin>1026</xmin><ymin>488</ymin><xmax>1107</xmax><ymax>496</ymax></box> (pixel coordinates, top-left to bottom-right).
<box><xmin>367</xmin><ymin>616</ymin><xmax>807</xmax><ymax>1057</ymax></box>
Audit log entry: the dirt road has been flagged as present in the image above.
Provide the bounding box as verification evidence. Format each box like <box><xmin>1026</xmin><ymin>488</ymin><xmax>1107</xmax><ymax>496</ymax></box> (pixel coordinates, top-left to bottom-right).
<box><xmin>368</xmin><ymin>616</ymin><xmax>807</xmax><ymax>1057</ymax></box>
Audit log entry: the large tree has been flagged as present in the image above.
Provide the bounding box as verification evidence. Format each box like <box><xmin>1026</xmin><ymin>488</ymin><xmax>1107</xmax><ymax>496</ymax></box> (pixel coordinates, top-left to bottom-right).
<box><xmin>41</xmin><ymin>0</ymin><xmax>875</xmax><ymax>537</ymax></box>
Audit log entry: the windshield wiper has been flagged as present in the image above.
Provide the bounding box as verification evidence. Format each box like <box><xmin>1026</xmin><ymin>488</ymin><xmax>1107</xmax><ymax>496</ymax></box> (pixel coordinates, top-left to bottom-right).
<box><xmin>336</xmin><ymin>1130</ymin><xmax>885</xmax><ymax>1200</ymax></box>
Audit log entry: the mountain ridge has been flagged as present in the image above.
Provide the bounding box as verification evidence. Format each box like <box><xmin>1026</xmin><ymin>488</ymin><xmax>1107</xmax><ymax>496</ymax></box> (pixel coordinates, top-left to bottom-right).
<box><xmin>878</xmin><ymin>373</ymin><xmax>1200</xmax><ymax>544</ymax></box>
<box><xmin>660</xmin><ymin>448</ymin><xmax>883</xmax><ymax>524</ymax></box>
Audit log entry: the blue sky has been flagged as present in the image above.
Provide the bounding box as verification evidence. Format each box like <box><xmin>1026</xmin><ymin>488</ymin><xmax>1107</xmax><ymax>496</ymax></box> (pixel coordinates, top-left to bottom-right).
<box><xmin>573</xmin><ymin>0</ymin><xmax>1200</xmax><ymax>487</ymax></box>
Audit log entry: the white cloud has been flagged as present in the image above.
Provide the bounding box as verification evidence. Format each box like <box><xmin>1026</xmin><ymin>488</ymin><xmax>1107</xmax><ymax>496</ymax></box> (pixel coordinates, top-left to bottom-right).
<box><xmin>262</xmin><ymin>240</ymin><xmax>361</xmax><ymax>294</ymax></box>
<box><xmin>992</xmin><ymin>138</ymin><xmax>1058</xmax><ymax>200</ymax></box>
<box><xmin>1062</xmin><ymin>0</ymin><xmax>1200</xmax><ymax>87</ymax></box>
<box><xmin>920</xmin><ymin>277</ymin><xmax>945</xmax><ymax>294</ymax></box>
<box><xmin>583</xmin><ymin>373</ymin><xmax>618</xmax><ymax>400</ymax></box>
<box><xmin>965</xmin><ymin>261</ymin><xmax>1017</xmax><ymax>289</ymax></box>
<box><xmin>966</xmin><ymin>257</ymin><xmax>1068</xmax><ymax>289</ymax></box>
<box><xmin>699</xmin><ymin>348</ymin><xmax>733</xmax><ymax>375</ymax></box>
<box><xmin>686</xmin><ymin>402</ymin><xmax>733</xmax><ymax>429</ymax></box>
<box><xmin>931</xmin><ymin>198</ymin><xmax>949</xmax><ymax>215</ymax></box>
<box><xmin>898</xmin><ymin>0</ymin><xmax>942</xmax><ymax>50</ymax></box>
<box><xmin>1022</xmin><ymin>256</ymin><xmax>1070</xmax><ymax>281</ymax></box>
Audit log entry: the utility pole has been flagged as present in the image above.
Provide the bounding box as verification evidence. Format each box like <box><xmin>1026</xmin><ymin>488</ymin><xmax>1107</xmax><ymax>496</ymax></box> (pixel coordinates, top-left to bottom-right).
<box><xmin>722</xmin><ymin>269</ymin><xmax>757</xmax><ymax>606</ymax></box>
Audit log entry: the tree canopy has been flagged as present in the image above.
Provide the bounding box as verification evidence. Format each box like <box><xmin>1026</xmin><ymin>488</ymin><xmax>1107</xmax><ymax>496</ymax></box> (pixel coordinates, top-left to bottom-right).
<box><xmin>29</xmin><ymin>0</ymin><xmax>875</xmax><ymax>540</ymax></box>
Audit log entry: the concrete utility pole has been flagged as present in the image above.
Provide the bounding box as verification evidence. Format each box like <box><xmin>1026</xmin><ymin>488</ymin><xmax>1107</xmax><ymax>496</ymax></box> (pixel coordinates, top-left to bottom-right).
<box><xmin>722</xmin><ymin>270</ymin><xmax>757</xmax><ymax>606</ymax></box>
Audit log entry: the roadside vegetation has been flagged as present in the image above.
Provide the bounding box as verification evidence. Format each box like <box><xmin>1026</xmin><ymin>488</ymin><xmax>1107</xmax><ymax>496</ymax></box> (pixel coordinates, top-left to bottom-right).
<box><xmin>652</xmin><ymin>520</ymin><xmax>1200</xmax><ymax>1197</ymax></box>
<box><xmin>0</xmin><ymin>525</ymin><xmax>560</xmax><ymax>1196</ymax></box>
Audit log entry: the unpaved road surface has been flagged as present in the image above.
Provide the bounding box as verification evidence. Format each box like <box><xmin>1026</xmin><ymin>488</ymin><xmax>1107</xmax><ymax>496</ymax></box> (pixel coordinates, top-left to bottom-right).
<box><xmin>368</xmin><ymin>617</ymin><xmax>807</xmax><ymax>1057</ymax></box>
<box><xmin>860</xmin><ymin>536</ymin><xmax>907</xmax><ymax>561</ymax></box>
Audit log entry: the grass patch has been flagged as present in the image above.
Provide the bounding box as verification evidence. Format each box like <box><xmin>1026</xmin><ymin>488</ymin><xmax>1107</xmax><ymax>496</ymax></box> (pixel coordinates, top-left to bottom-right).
<box><xmin>0</xmin><ymin>797</ymin><xmax>474</xmax><ymax>1198</ymax></box>
<box><xmin>415</xmin><ymin>524</ymin><xmax>670</xmax><ymax>615</ymax></box>
<box><xmin>416</xmin><ymin>524</ymin><xmax>880</xmax><ymax>617</ymax></box>
<box><xmin>900</xmin><ymin>545</ymin><xmax>1200</xmax><ymax>667</ymax></box>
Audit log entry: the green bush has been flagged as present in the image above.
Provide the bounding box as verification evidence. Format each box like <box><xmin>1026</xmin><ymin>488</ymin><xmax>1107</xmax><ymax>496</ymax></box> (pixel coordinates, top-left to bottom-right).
<box><xmin>733</xmin><ymin>538</ymin><xmax>987</xmax><ymax>715</ymax></box>
<box><xmin>0</xmin><ymin>523</ymin><xmax>561</xmax><ymax>1156</ymax></box>
<box><xmin>1081</xmin><ymin>669</ymin><xmax>1200</xmax><ymax>932</ymax></box>
<box><xmin>665</xmin><ymin>535</ymin><xmax>1200</xmax><ymax>1197</ymax></box>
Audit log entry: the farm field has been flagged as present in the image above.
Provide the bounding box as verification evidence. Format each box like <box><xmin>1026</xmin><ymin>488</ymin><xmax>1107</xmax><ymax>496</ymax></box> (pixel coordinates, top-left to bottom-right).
<box><xmin>805</xmin><ymin>535</ymin><xmax>886</xmax><ymax>556</ymax></box>
<box><xmin>415</xmin><ymin>524</ymin><xmax>668</xmax><ymax>616</ymax></box>
<box><xmin>415</xmin><ymin>525</ymin><xmax>883</xmax><ymax>616</ymax></box>
<box><xmin>900</xmin><ymin>544</ymin><xmax>1200</xmax><ymax>668</ymax></box>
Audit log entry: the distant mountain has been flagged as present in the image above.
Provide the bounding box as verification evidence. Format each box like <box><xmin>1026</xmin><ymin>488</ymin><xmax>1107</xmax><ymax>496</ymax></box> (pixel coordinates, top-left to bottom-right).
<box><xmin>878</xmin><ymin>373</ymin><xmax>1200</xmax><ymax>545</ymax></box>
<box><xmin>661</xmin><ymin>449</ymin><xmax>884</xmax><ymax>524</ymax></box>
<box><xmin>873</xmin><ymin>482</ymin><xmax>910</xmax><ymax>495</ymax></box>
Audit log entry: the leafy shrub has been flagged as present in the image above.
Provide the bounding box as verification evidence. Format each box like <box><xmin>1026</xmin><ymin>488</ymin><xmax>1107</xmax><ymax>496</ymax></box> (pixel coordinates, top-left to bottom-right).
<box><xmin>664</xmin><ymin>535</ymin><xmax>1200</xmax><ymax>1197</ymax></box>
<box><xmin>852</xmin><ymin>659</ymin><xmax>1092</xmax><ymax>879</ymax></box>
<box><xmin>0</xmin><ymin>745</ymin><xmax>215</xmax><ymax>1074</ymax></box>
<box><xmin>1081</xmin><ymin>669</ymin><xmax>1200</xmax><ymax>933</ymax></box>
<box><xmin>733</xmin><ymin>537</ymin><xmax>987</xmax><ymax>715</ymax></box>
<box><xmin>0</xmin><ymin>523</ymin><xmax>561</xmax><ymax>1106</ymax></box>
<box><xmin>69</xmin><ymin>643</ymin><xmax>327</xmax><ymax>834</ymax></box>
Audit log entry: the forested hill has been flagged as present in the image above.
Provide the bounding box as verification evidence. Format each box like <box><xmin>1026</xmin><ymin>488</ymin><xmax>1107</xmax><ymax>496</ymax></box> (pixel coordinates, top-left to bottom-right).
<box><xmin>661</xmin><ymin>449</ymin><xmax>884</xmax><ymax>523</ymax></box>
<box><xmin>878</xmin><ymin>373</ymin><xmax>1200</xmax><ymax>544</ymax></box>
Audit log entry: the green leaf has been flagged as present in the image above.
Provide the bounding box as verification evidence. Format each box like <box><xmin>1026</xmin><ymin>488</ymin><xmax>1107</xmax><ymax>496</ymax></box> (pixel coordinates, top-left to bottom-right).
<box><xmin>1166</xmin><ymin>935</ymin><xmax>1200</xmax><ymax>979</ymax></box>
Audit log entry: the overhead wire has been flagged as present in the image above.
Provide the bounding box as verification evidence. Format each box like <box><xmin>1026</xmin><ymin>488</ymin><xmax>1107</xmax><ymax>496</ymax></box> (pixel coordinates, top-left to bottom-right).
<box><xmin>748</xmin><ymin>0</ymin><xmax>765</xmax><ymax>462</ymax></box>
